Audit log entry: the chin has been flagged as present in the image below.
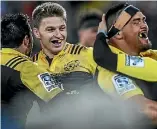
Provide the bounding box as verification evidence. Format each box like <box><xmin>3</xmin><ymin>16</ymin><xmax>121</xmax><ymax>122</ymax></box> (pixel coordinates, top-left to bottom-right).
<box><xmin>140</xmin><ymin>43</ymin><xmax>152</xmax><ymax>52</ymax></box>
<box><xmin>50</xmin><ymin>43</ymin><xmax>64</xmax><ymax>54</ymax></box>
<box><xmin>51</xmin><ymin>48</ymin><xmax>63</xmax><ymax>55</ymax></box>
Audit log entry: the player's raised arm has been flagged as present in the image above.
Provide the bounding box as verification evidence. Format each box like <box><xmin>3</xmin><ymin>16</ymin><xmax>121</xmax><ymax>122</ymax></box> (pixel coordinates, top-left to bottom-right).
<box><xmin>93</xmin><ymin>11</ymin><xmax>157</xmax><ymax>82</ymax></box>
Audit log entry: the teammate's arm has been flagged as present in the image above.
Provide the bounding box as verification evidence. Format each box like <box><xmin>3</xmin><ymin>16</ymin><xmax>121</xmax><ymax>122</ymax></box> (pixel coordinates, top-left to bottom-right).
<box><xmin>93</xmin><ymin>32</ymin><xmax>157</xmax><ymax>82</ymax></box>
<box><xmin>20</xmin><ymin>61</ymin><xmax>63</xmax><ymax>102</ymax></box>
<box><xmin>97</xmin><ymin>66</ymin><xmax>157</xmax><ymax>123</ymax></box>
<box><xmin>128</xmin><ymin>95</ymin><xmax>157</xmax><ymax>124</ymax></box>
<box><xmin>93</xmin><ymin>32</ymin><xmax>117</xmax><ymax>70</ymax></box>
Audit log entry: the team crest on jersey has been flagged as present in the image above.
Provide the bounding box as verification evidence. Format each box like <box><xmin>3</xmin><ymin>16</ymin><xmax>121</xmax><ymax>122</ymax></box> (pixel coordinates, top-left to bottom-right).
<box><xmin>125</xmin><ymin>55</ymin><xmax>144</xmax><ymax>67</ymax></box>
<box><xmin>38</xmin><ymin>72</ymin><xmax>63</xmax><ymax>92</ymax></box>
<box><xmin>112</xmin><ymin>74</ymin><xmax>136</xmax><ymax>95</ymax></box>
<box><xmin>64</xmin><ymin>60</ymin><xmax>80</xmax><ymax>71</ymax></box>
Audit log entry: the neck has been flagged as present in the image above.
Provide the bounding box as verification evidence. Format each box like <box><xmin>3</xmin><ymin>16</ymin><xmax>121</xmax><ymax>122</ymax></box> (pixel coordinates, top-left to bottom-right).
<box><xmin>13</xmin><ymin>47</ymin><xmax>26</xmax><ymax>55</ymax></box>
<box><xmin>42</xmin><ymin>48</ymin><xmax>55</xmax><ymax>59</ymax></box>
<box><xmin>79</xmin><ymin>39</ymin><xmax>91</xmax><ymax>47</ymax></box>
<box><xmin>80</xmin><ymin>42</ymin><xmax>88</xmax><ymax>47</ymax></box>
<box><xmin>79</xmin><ymin>38</ymin><xmax>86</xmax><ymax>46</ymax></box>
<box><xmin>110</xmin><ymin>41</ymin><xmax>139</xmax><ymax>56</ymax></box>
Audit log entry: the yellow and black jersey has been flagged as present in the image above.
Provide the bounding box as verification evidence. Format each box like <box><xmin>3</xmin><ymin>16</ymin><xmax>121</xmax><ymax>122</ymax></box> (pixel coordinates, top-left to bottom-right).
<box><xmin>32</xmin><ymin>42</ymin><xmax>143</xmax><ymax>99</ymax></box>
<box><xmin>112</xmin><ymin>47</ymin><xmax>157</xmax><ymax>82</ymax></box>
<box><xmin>1</xmin><ymin>48</ymin><xmax>63</xmax><ymax>127</ymax></box>
<box><xmin>94</xmin><ymin>32</ymin><xmax>157</xmax><ymax>82</ymax></box>
<box><xmin>96</xmin><ymin>45</ymin><xmax>144</xmax><ymax>99</ymax></box>
<box><xmin>97</xmin><ymin>66</ymin><xmax>143</xmax><ymax>99</ymax></box>
<box><xmin>33</xmin><ymin>43</ymin><xmax>96</xmax><ymax>74</ymax></box>
<box><xmin>1</xmin><ymin>48</ymin><xmax>63</xmax><ymax>103</ymax></box>
<box><xmin>32</xmin><ymin>43</ymin><xmax>97</xmax><ymax>94</ymax></box>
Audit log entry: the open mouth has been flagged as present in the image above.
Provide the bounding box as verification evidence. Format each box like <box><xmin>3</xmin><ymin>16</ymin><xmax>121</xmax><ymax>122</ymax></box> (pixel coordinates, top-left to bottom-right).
<box><xmin>138</xmin><ymin>31</ymin><xmax>149</xmax><ymax>45</ymax></box>
<box><xmin>51</xmin><ymin>40</ymin><xmax>62</xmax><ymax>47</ymax></box>
<box><xmin>51</xmin><ymin>40</ymin><xmax>62</xmax><ymax>44</ymax></box>
<box><xmin>138</xmin><ymin>32</ymin><xmax>148</xmax><ymax>39</ymax></box>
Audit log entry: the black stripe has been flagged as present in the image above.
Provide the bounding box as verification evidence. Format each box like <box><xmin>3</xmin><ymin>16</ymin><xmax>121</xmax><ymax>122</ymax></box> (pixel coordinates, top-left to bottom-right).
<box><xmin>94</xmin><ymin>66</ymin><xmax>99</xmax><ymax>81</ymax></box>
<box><xmin>7</xmin><ymin>57</ymin><xmax>23</xmax><ymax>67</ymax></box>
<box><xmin>5</xmin><ymin>56</ymin><xmax>21</xmax><ymax>66</ymax></box>
<box><xmin>11</xmin><ymin>59</ymin><xmax>27</xmax><ymax>69</ymax></box>
<box><xmin>36</xmin><ymin>53</ymin><xmax>39</xmax><ymax>61</ymax></box>
<box><xmin>74</xmin><ymin>45</ymin><xmax>80</xmax><ymax>54</ymax></box>
<box><xmin>32</xmin><ymin>55</ymin><xmax>35</xmax><ymax>62</ymax></box>
<box><xmin>93</xmin><ymin>66</ymin><xmax>102</xmax><ymax>89</ymax></box>
<box><xmin>77</xmin><ymin>46</ymin><xmax>84</xmax><ymax>54</ymax></box>
<box><xmin>70</xmin><ymin>45</ymin><xmax>76</xmax><ymax>54</ymax></box>
<box><xmin>107</xmin><ymin>26</ymin><xmax>119</xmax><ymax>39</ymax></box>
<box><xmin>125</xmin><ymin>5</ymin><xmax>139</xmax><ymax>17</ymax></box>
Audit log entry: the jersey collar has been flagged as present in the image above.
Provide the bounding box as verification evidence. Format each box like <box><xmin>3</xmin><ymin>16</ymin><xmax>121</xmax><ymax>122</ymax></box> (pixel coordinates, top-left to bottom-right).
<box><xmin>40</xmin><ymin>42</ymin><xmax>70</xmax><ymax>58</ymax></box>
<box><xmin>109</xmin><ymin>45</ymin><xmax>124</xmax><ymax>54</ymax></box>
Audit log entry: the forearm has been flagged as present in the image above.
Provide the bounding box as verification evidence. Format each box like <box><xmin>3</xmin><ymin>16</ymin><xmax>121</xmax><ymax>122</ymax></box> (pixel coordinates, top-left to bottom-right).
<box><xmin>93</xmin><ymin>32</ymin><xmax>117</xmax><ymax>72</ymax></box>
<box><xmin>129</xmin><ymin>95</ymin><xmax>157</xmax><ymax>124</ymax></box>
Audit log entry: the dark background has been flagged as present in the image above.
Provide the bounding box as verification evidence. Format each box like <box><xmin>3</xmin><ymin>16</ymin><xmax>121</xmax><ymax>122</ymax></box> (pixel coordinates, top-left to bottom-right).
<box><xmin>1</xmin><ymin>1</ymin><xmax>157</xmax><ymax>54</ymax></box>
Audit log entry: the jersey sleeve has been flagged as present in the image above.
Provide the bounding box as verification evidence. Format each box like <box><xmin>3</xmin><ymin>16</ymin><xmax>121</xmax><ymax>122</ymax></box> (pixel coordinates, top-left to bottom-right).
<box><xmin>20</xmin><ymin>61</ymin><xmax>63</xmax><ymax>102</ymax></box>
<box><xmin>93</xmin><ymin>32</ymin><xmax>157</xmax><ymax>82</ymax></box>
<box><xmin>93</xmin><ymin>32</ymin><xmax>117</xmax><ymax>71</ymax></box>
<box><xmin>97</xmin><ymin>66</ymin><xmax>144</xmax><ymax>99</ymax></box>
<box><xmin>117</xmin><ymin>54</ymin><xmax>157</xmax><ymax>82</ymax></box>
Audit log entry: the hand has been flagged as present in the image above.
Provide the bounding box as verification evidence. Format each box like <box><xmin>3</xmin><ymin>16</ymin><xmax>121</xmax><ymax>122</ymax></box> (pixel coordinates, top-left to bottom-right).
<box><xmin>141</xmin><ymin>98</ymin><xmax>157</xmax><ymax>124</ymax></box>
<box><xmin>98</xmin><ymin>14</ymin><xmax>107</xmax><ymax>34</ymax></box>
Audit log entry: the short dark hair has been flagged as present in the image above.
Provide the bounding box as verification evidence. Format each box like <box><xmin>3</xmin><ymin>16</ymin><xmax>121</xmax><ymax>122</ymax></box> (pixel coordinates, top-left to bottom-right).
<box><xmin>77</xmin><ymin>8</ymin><xmax>102</xmax><ymax>30</ymax></box>
<box><xmin>32</xmin><ymin>2</ymin><xmax>67</xmax><ymax>28</ymax></box>
<box><xmin>1</xmin><ymin>13</ymin><xmax>31</xmax><ymax>48</ymax></box>
<box><xmin>105</xmin><ymin>2</ymin><xmax>129</xmax><ymax>32</ymax></box>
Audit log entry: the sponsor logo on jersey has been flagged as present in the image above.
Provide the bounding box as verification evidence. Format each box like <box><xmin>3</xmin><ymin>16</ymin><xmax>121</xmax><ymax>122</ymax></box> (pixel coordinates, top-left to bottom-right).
<box><xmin>125</xmin><ymin>55</ymin><xmax>144</xmax><ymax>67</ymax></box>
<box><xmin>112</xmin><ymin>74</ymin><xmax>136</xmax><ymax>95</ymax></box>
<box><xmin>38</xmin><ymin>72</ymin><xmax>63</xmax><ymax>92</ymax></box>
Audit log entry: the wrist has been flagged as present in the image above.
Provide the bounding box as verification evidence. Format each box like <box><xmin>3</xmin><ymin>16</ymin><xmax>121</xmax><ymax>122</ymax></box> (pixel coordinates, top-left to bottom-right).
<box><xmin>97</xmin><ymin>30</ymin><xmax>108</xmax><ymax>37</ymax></box>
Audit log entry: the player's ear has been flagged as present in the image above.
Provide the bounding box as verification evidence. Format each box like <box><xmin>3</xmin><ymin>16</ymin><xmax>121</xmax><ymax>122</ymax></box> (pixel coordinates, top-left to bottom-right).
<box><xmin>23</xmin><ymin>35</ymin><xmax>30</xmax><ymax>47</ymax></box>
<box><xmin>33</xmin><ymin>28</ymin><xmax>41</xmax><ymax>39</ymax></box>
<box><xmin>114</xmin><ymin>31</ymin><xmax>123</xmax><ymax>40</ymax></box>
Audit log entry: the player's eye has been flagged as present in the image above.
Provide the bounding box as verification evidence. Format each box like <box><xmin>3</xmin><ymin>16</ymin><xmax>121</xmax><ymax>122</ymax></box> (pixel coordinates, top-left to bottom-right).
<box><xmin>133</xmin><ymin>20</ymin><xmax>140</xmax><ymax>25</ymax></box>
<box><xmin>46</xmin><ymin>28</ymin><xmax>55</xmax><ymax>32</ymax></box>
<box><xmin>60</xmin><ymin>26</ymin><xmax>66</xmax><ymax>31</ymax></box>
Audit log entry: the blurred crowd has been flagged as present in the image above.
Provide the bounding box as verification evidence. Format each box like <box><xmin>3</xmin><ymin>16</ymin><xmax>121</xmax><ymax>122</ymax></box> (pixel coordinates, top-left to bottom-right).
<box><xmin>2</xmin><ymin>1</ymin><xmax>157</xmax><ymax>54</ymax></box>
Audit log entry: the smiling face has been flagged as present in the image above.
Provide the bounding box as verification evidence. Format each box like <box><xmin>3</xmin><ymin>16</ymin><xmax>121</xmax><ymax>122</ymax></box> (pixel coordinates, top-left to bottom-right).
<box><xmin>122</xmin><ymin>12</ymin><xmax>152</xmax><ymax>53</ymax></box>
<box><xmin>33</xmin><ymin>16</ymin><xmax>67</xmax><ymax>55</ymax></box>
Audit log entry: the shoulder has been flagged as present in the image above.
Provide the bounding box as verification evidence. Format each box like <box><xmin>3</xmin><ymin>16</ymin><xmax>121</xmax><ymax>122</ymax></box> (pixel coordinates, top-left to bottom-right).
<box><xmin>152</xmin><ymin>49</ymin><xmax>157</xmax><ymax>52</ymax></box>
<box><xmin>2</xmin><ymin>53</ymin><xmax>34</xmax><ymax>71</ymax></box>
<box><xmin>64</xmin><ymin>42</ymin><xmax>92</xmax><ymax>55</ymax></box>
<box><xmin>152</xmin><ymin>50</ymin><xmax>157</xmax><ymax>54</ymax></box>
<box><xmin>20</xmin><ymin>59</ymin><xmax>39</xmax><ymax>71</ymax></box>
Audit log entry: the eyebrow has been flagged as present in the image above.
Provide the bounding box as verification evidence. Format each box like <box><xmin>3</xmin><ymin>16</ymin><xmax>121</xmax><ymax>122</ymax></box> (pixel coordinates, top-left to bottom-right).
<box><xmin>132</xmin><ymin>17</ymin><xmax>146</xmax><ymax>21</ymax></box>
<box><xmin>46</xmin><ymin>24</ymin><xmax>66</xmax><ymax>28</ymax></box>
